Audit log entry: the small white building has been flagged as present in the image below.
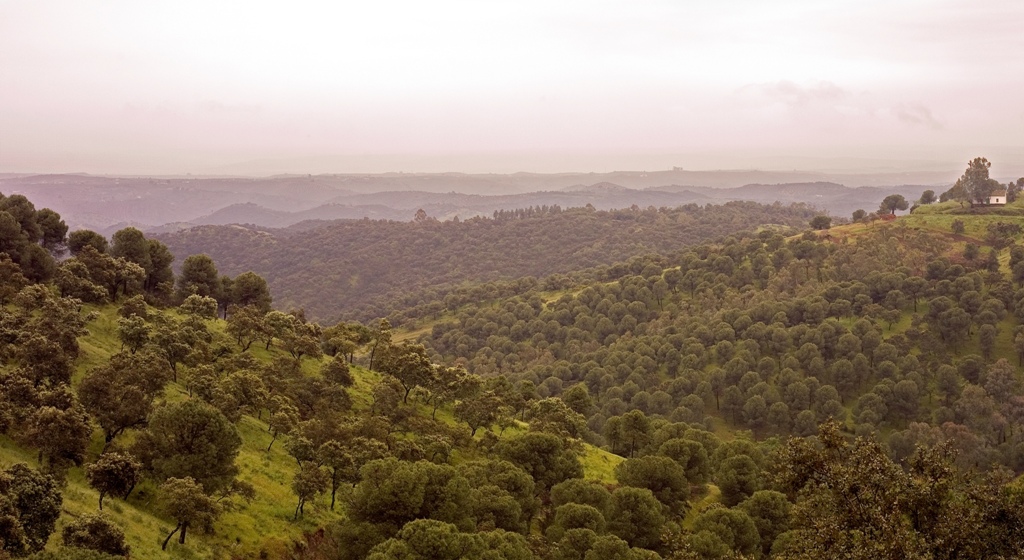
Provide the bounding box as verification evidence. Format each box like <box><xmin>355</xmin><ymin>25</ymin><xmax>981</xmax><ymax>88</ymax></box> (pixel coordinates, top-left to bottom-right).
<box><xmin>987</xmin><ymin>191</ymin><xmax>1008</xmax><ymax>205</ymax></box>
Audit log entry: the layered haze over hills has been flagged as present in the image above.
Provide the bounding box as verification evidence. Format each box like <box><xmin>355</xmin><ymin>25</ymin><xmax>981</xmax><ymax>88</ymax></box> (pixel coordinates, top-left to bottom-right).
<box><xmin>4</xmin><ymin>1</ymin><xmax>1022</xmax><ymax>236</ymax></box>
<box><xmin>0</xmin><ymin>169</ymin><xmax>961</xmax><ymax>235</ymax></box>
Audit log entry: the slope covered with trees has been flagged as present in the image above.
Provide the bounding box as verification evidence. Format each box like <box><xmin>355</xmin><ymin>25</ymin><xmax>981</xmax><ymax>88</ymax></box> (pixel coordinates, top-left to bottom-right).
<box><xmin>414</xmin><ymin>215</ymin><xmax>1024</xmax><ymax>462</ymax></box>
<box><xmin>0</xmin><ymin>190</ymin><xmax>661</xmax><ymax>559</ymax></box>
<box><xmin>11</xmin><ymin>182</ymin><xmax>1024</xmax><ymax>559</ymax></box>
<box><xmin>155</xmin><ymin>202</ymin><xmax>819</xmax><ymax>322</ymax></box>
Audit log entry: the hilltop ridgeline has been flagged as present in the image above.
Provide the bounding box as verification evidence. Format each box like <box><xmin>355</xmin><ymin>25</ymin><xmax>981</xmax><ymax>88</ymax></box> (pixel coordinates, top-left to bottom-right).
<box><xmin>156</xmin><ymin>201</ymin><xmax>820</xmax><ymax>322</ymax></box>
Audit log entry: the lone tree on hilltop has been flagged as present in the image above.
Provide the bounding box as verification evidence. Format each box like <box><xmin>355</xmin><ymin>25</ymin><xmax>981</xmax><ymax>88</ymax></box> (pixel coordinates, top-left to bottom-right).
<box><xmin>919</xmin><ymin>189</ymin><xmax>936</xmax><ymax>204</ymax></box>
<box><xmin>879</xmin><ymin>194</ymin><xmax>909</xmax><ymax>216</ymax></box>
<box><xmin>962</xmin><ymin>157</ymin><xmax>1002</xmax><ymax>206</ymax></box>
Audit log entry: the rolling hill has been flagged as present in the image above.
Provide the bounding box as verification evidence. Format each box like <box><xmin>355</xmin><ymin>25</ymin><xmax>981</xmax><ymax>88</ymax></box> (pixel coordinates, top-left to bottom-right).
<box><xmin>156</xmin><ymin>202</ymin><xmax>820</xmax><ymax>322</ymax></box>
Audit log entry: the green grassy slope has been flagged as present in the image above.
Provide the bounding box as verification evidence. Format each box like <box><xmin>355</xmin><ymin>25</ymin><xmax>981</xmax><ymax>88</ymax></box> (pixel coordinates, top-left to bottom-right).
<box><xmin>2</xmin><ymin>306</ymin><xmax>345</xmax><ymax>559</ymax></box>
<box><xmin>1</xmin><ymin>303</ymin><xmax>621</xmax><ymax>559</ymax></box>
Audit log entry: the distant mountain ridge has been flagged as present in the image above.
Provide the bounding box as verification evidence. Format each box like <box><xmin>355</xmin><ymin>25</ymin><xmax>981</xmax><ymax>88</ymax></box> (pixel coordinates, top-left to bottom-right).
<box><xmin>561</xmin><ymin>181</ymin><xmax>633</xmax><ymax>192</ymax></box>
<box><xmin>0</xmin><ymin>171</ymin><xmax>946</xmax><ymax>234</ymax></box>
<box><xmin>172</xmin><ymin>182</ymin><xmax>925</xmax><ymax>232</ymax></box>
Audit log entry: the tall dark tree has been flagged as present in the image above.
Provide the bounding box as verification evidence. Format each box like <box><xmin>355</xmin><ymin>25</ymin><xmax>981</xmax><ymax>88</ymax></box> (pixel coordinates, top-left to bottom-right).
<box><xmin>738</xmin><ymin>490</ymin><xmax>792</xmax><ymax>556</ymax></box>
<box><xmin>144</xmin><ymin>238</ymin><xmax>175</xmax><ymax>297</ymax></box>
<box><xmin>347</xmin><ymin>458</ymin><xmax>473</xmax><ymax>530</ymax></box>
<box><xmin>716</xmin><ymin>454</ymin><xmax>761</xmax><ymax>507</ymax></box>
<box><xmin>606</xmin><ymin>486</ymin><xmax>665</xmax><ymax>549</ymax></box>
<box><xmin>34</xmin><ymin>208</ymin><xmax>68</xmax><ymax>253</ymax></box>
<box><xmin>550</xmin><ymin>478</ymin><xmax>612</xmax><ymax>516</ymax></box>
<box><xmin>658</xmin><ymin>438</ymin><xmax>711</xmax><ymax>485</ymax></box>
<box><xmin>0</xmin><ymin>195</ymin><xmax>41</xmax><ymax>242</ymax></box>
<box><xmin>459</xmin><ymin>459</ymin><xmax>538</xmax><ymax>532</ymax></box>
<box><xmin>1008</xmin><ymin>177</ymin><xmax>1024</xmax><ymax>202</ymax></box>
<box><xmin>614</xmin><ymin>455</ymin><xmax>689</xmax><ymax>517</ymax></box>
<box><xmin>67</xmin><ymin>229</ymin><xmax>109</xmax><ymax>256</ymax></box>
<box><xmin>132</xmin><ymin>400</ymin><xmax>242</xmax><ymax>493</ymax></box>
<box><xmin>230</xmin><ymin>271</ymin><xmax>272</xmax><ymax>312</ymax></box>
<box><xmin>960</xmin><ymin>156</ymin><xmax>1002</xmax><ymax>205</ymax></box>
<box><xmin>110</xmin><ymin>227</ymin><xmax>152</xmax><ymax>284</ymax></box>
<box><xmin>495</xmin><ymin>432</ymin><xmax>582</xmax><ymax>493</ymax></box>
<box><xmin>176</xmin><ymin>254</ymin><xmax>220</xmax><ymax>300</ymax></box>
<box><xmin>943</xmin><ymin>178</ymin><xmax>969</xmax><ymax>206</ymax></box>
<box><xmin>0</xmin><ymin>211</ymin><xmax>27</xmax><ymax>257</ymax></box>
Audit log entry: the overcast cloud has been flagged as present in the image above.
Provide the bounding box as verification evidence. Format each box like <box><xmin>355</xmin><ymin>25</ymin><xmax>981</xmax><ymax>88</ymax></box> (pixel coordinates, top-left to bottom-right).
<box><xmin>1</xmin><ymin>0</ymin><xmax>1022</xmax><ymax>175</ymax></box>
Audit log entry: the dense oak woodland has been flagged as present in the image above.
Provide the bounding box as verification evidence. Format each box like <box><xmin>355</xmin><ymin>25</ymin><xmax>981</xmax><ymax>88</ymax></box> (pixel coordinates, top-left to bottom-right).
<box><xmin>155</xmin><ymin>202</ymin><xmax>819</xmax><ymax>322</ymax></box>
<box><xmin>417</xmin><ymin>222</ymin><xmax>1024</xmax><ymax>468</ymax></box>
<box><xmin>6</xmin><ymin>180</ymin><xmax>1024</xmax><ymax>559</ymax></box>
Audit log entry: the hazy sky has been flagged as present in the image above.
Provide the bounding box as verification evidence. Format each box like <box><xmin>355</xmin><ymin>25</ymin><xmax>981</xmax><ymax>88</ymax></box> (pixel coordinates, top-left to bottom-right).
<box><xmin>2</xmin><ymin>0</ymin><xmax>1023</xmax><ymax>175</ymax></box>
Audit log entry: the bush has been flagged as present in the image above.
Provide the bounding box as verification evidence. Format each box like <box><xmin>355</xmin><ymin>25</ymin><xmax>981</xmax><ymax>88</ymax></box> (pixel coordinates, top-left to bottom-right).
<box><xmin>61</xmin><ymin>514</ymin><xmax>130</xmax><ymax>557</ymax></box>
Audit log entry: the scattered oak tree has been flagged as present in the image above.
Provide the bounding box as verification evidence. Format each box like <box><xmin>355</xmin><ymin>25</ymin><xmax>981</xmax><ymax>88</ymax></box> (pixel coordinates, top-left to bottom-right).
<box><xmin>159</xmin><ymin>477</ymin><xmax>221</xmax><ymax>550</ymax></box>
<box><xmin>85</xmin><ymin>452</ymin><xmax>143</xmax><ymax>510</ymax></box>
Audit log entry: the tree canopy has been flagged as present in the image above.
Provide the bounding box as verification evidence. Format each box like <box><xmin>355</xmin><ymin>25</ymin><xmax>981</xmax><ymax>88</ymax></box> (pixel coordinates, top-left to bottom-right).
<box><xmin>878</xmin><ymin>194</ymin><xmax>909</xmax><ymax>215</ymax></box>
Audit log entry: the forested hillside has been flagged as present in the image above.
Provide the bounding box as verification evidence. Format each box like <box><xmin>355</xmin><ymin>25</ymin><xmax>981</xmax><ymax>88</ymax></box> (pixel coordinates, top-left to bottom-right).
<box><xmin>0</xmin><ymin>190</ymin><xmax>628</xmax><ymax>559</ymax></box>
<box><xmin>394</xmin><ymin>190</ymin><xmax>1024</xmax><ymax>459</ymax></box>
<box><xmin>156</xmin><ymin>202</ymin><xmax>819</xmax><ymax>322</ymax></box>
<box><xmin>9</xmin><ymin>182</ymin><xmax>1024</xmax><ymax>559</ymax></box>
